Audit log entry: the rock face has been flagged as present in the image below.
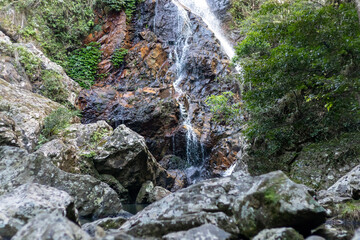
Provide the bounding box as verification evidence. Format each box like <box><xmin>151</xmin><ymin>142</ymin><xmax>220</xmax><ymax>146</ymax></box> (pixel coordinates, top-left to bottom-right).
<box><xmin>0</xmin><ymin>183</ymin><xmax>77</xmax><ymax>239</ymax></box>
<box><xmin>163</xmin><ymin>224</ymin><xmax>232</xmax><ymax>240</ymax></box>
<box><xmin>318</xmin><ymin>164</ymin><xmax>360</xmax><ymax>205</ymax></box>
<box><xmin>0</xmin><ymin>78</ymin><xmax>59</xmax><ymax>151</ymax></box>
<box><xmin>0</xmin><ymin>146</ymin><xmax>122</xmax><ymax>220</ymax></box>
<box><xmin>12</xmin><ymin>212</ymin><xmax>92</xmax><ymax>240</ymax></box>
<box><xmin>94</xmin><ymin>125</ymin><xmax>175</xmax><ymax>196</ymax></box>
<box><xmin>253</xmin><ymin>228</ymin><xmax>304</xmax><ymax>240</ymax></box>
<box><xmin>120</xmin><ymin>171</ymin><xmax>326</xmax><ymax>239</ymax></box>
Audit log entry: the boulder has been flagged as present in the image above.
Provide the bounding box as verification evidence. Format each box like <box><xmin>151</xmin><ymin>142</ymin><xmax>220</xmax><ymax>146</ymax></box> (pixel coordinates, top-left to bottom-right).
<box><xmin>318</xmin><ymin>164</ymin><xmax>360</xmax><ymax>205</ymax></box>
<box><xmin>82</xmin><ymin>212</ymin><xmax>132</xmax><ymax>237</ymax></box>
<box><xmin>0</xmin><ymin>146</ymin><xmax>122</xmax><ymax>220</ymax></box>
<box><xmin>162</xmin><ymin>224</ymin><xmax>231</xmax><ymax>240</ymax></box>
<box><xmin>253</xmin><ymin>228</ymin><xmax>304</xmax><ymax>240</ymax></box>
<box><xmin>94</xmin><ymin>125</ymin><xmax>175</xmax><ymax>195</ymax></box>
<box><xmin>120</xmin><ymin>171</ymin><xmax>326</xmax><ymax>238</ymax></box>
<box><xmin>0</xmin><ymin>183</ymin><xmax>77</xmax><ymax>239</ymax></box>
<box><xmin>12</xmin><ymin>212</ymin><xmax>91</xmax><ymax>240</ymax></box>
<box><xmin>36</xmin><ymin>120</ymin><xmax>113</xmax><ymax>174</ymax></box>
<box><xmin>136</xmin><ymin>181</ymin><xmax>171</xmax><ymax>204</ymax></box>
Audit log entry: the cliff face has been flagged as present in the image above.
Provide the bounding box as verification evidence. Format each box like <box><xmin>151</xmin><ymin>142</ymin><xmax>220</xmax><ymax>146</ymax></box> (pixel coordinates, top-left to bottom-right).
<box><xmin>78</xmin><ymin>0</ymin><xmax>244</xmax><ymax>178</ymax></box>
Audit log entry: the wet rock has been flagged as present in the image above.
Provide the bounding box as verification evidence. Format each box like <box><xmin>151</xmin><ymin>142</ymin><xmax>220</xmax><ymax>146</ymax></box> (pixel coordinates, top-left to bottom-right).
<box><xmin>0</xmin><ymin>183</ymin><xmax>77</xmax><ymax>239</ymax></box>
<box><xmin>12</xmin><ymin>212</ymin><xmax>91</xmax><ymax>240</ymax></box>
<box><xmin>0</xmin><ymin>78</ymin><xmax>59</xmax><ymax>151</ymax></box>
<box><xmin>163</xmin><ymin>224</ymin><xmax>232</xmax><ymax>240</ymax></box>
<box><xmin>0</xmin><ymin>146</ymin><xmax>122</xmax><ymax>220</ymax></box>
<box><xmin>94</xmin><ymin>124</ymin><xmax>175</xmax><ymax>196</ymax></box>
<box><xmin>120</xmin><ymin>171</ymin><xmax>326</xmax><ymax>238</ymax></box>
<box><xmin>318</xmin><ymin>164</ymin><xmax>360</xmax><ymax>205</ymax></box>
<box><xmin>253</xmin><ymin>228</ymin><xmax>304</xmax><ymax>240</ymax></box>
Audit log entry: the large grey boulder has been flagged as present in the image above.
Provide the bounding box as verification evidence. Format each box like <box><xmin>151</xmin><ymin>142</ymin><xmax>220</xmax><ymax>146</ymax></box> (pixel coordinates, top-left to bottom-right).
<box><xmin>318</xmin><ymin>164</ymin><xmax>360</xmax><ymax>205</ymax></box>
<box><xmin>253</xmin><ymin>228</ymin><xmax>304</xmax><ymax>240</ymax></box>
<box><xmin>0</xmin><ymin>146</ymin><xmax>122</xmax><ymax>220</ymax></box>
<box><xmin>120</xmin><ymin>171</ymin><xmax>326</xmax><ymax>238</ymax></box>
<box><xmin>94</xmin><ymin>125</ymin><xmax>175</xmax><ymax>195</ymax></box>
<box><xmin>12</xmin><ymin>212</ymin><xmax>91</xmax><ymax>240</ymax></box>
<box><xmin>163</xmin><ymin>224</ymin><xmax>232</xmax><ymax>240</ymax></box>
<box><xmin>0</xmin><ymin>183</ymin><xmax>76</xmax><ymax>239</ymax></box>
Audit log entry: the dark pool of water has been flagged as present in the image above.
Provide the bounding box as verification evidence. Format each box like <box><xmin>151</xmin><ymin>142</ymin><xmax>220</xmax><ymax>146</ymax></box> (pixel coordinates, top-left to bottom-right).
<box><xmin>122</xmin><ymin>204</ymin><xmax>149</xmax><ymax>215</ymax></box>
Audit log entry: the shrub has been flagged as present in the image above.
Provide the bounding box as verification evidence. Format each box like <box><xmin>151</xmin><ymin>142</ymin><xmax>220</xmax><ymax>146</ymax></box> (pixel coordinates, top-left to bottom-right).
<box><xmin>41</xmin><ymin>70</ymin><xmax>69</xmax><ymax>104</ymax></box>
<box><xmin>205</xmin><ymin>92</ymin><xmax>241</xmax><ymax>124</ymax></box>
<box><xmin>67</xmin><ymin>42</ymin><xmax>102</xmax><ymax>89</ymax></box>
<box><xmin>111</xmin><ymin>48</ymin><xmax>128</xmax><ymax>68</ymax></box>
<box><xmin>41</xmin><ymin>107</ymin><xmax>79</xmax><ymax>140</ymax></box>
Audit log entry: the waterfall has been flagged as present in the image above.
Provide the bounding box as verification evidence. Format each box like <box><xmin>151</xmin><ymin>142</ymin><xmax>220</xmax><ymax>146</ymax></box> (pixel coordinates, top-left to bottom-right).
<box><xmin>176</xmin><ymin>0</ymin><xmax>235</xmax><ymax>60</ymax></box>
<box><xmin>172</xmin><ymin>0</ymin><xmax>206</xmax><ymax>184</ymax></box>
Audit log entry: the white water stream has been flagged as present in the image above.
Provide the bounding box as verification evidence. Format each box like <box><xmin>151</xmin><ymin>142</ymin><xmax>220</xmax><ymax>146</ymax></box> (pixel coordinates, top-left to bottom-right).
<box><xmin>171</xmin><ymin>0</ymin><xmax>242</xmax><ymax>179</ymax></box>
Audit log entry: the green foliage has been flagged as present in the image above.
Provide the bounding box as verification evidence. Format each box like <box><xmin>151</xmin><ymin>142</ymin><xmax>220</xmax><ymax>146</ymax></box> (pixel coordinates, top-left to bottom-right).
<box><xmin>16</xmin><ymin>46</ymin><xmax>41</xmax><ymax>81</ymax></box>
<box><xmin>111</xmin><ymin>48</ymin><xmax>128</xmax><ymax>68</ymax></box>
<box><xmin>230</xmin><ymin>0</ymin><xmax>264</xmax><ymax>25</ymax></box>
<box><xmin>98</xmin><ymin>0</ymin><xmax>142</xmax><ymax>18</ymax></box>
<box><xmin>205</xmin><ymin>92</ymin><xmax>241</xmax><ymax>124</ymax></box>
<box><xmin>91</xmin><ymin>128</ymin><xmax>110</xmax><ymax>143</ymax></box>
<box><xmin>41</xmin><ymin>70</ymin><xmax>69</xmax><ymax>104</ymax></box>
<box><xmin>67</xmin><ymin>42</ymin><xmax>102</xmax><ymax>89</ymax></box>
<box><xmin>235</xmin><ymin>0</ymin><xmax>360</xmax><ymax>170</ymax></box>
<box><xmin>0</xmin><ymin>0</ymin><xmax>97</xmax><ymax>66</ymax></box>
<box><xmin>41</xmin><ymin>107</ymin><xmax>79</xmax><ymax>140</ymax></box>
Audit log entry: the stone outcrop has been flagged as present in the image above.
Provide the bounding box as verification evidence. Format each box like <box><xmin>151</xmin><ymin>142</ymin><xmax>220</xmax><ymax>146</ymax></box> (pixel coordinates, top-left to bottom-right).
<box><xmin>120</xmin><ymin>171</ymin><xmax>326</xmax><ymax>239</ymax></box>
<box><xmin>0</xmin><ymin>146</ymin><xmax>122</xmax><ymax>220</ymax></box>
<box><xmin>0</xmin><ymin>183</ymin><xmax>77</xmax><ymax>239</ymax></box>
<box><xmin>12</xmin><ymin>212</ymin><xmax>92</xmax><ymax>240</ymax></box>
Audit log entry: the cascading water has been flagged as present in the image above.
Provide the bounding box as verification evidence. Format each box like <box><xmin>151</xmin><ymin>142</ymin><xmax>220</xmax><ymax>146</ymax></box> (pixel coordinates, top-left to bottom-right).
<box><xmin>171</xmin><ymin>0</ymin><xmax>244</xmax><ymax>178</ymax></box>
<box><xmin>172</xmin><ymin>0</ymin><xmax>206</xmax><ymax>183</ymax></box>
